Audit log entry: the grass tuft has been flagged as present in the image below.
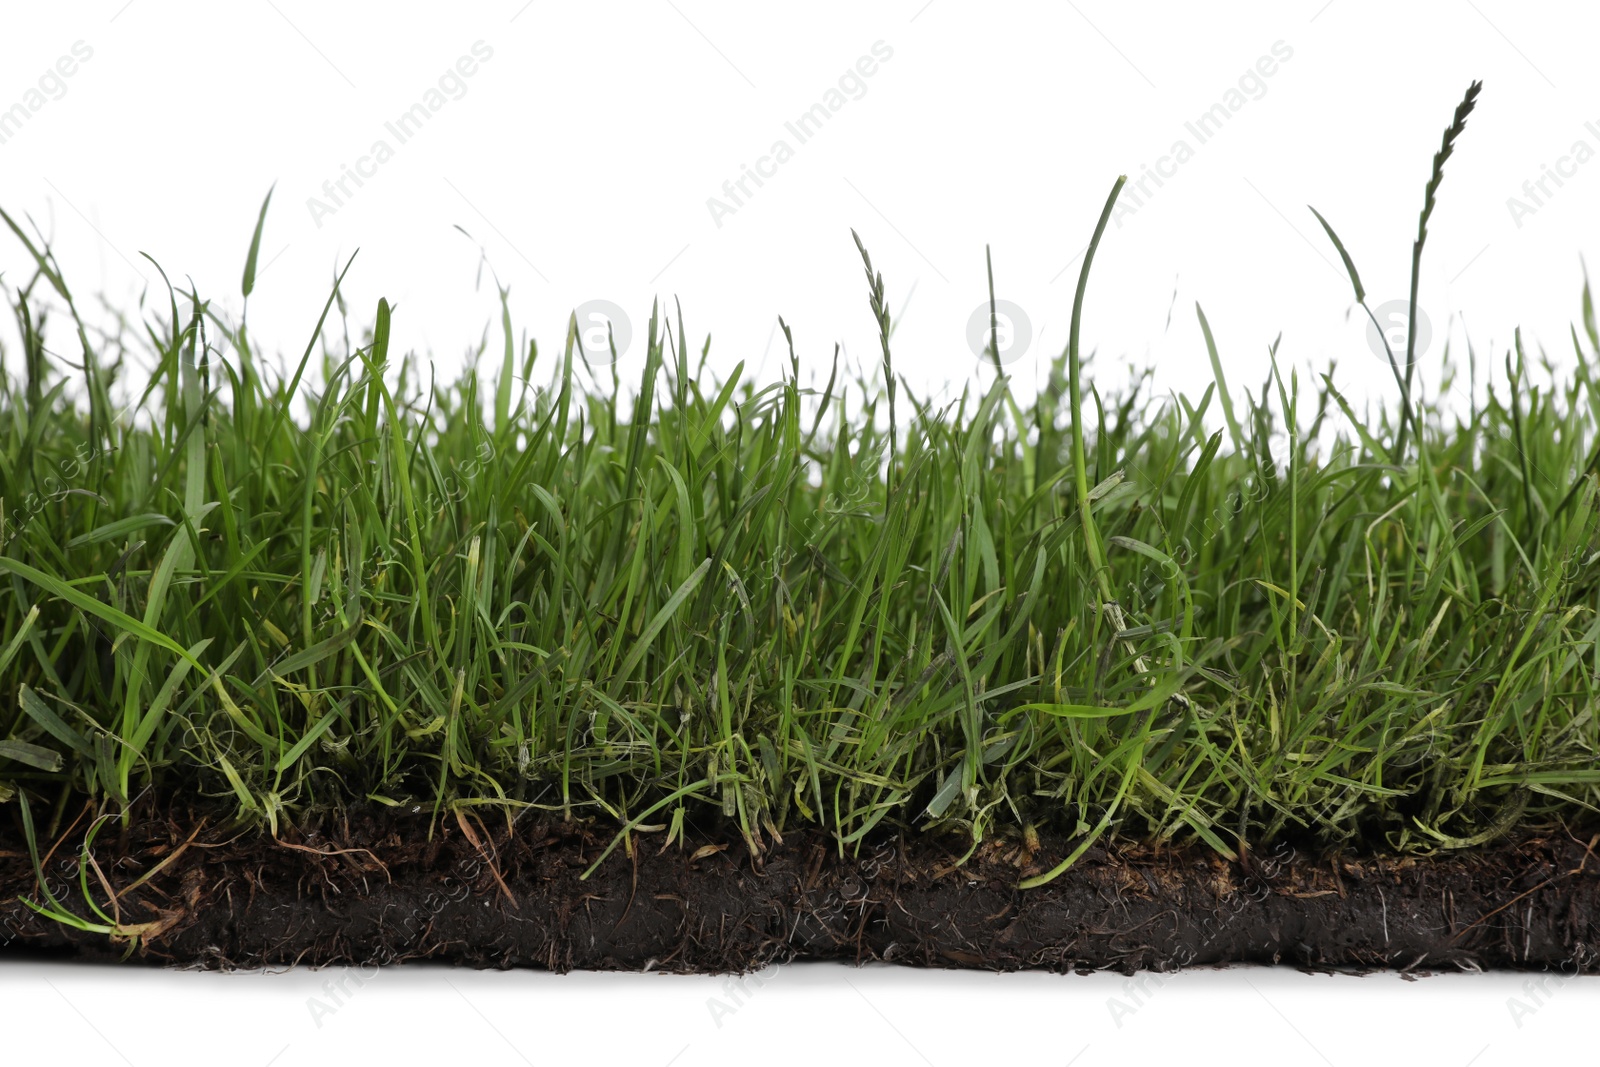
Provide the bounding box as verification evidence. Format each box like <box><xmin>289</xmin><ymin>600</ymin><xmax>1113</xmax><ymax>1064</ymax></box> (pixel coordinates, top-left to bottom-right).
<box><xmin>2</xmin><ymin>84</ymin><xmax>1598</xmax><ymax>886</ymax></box>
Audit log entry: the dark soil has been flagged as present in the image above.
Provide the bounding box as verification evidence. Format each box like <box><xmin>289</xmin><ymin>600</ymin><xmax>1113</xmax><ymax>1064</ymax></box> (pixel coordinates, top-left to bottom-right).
<box><xmin>2</xmin><ymin>803</ymin><xmax>1597</xmax><ymax>974</ymax></box>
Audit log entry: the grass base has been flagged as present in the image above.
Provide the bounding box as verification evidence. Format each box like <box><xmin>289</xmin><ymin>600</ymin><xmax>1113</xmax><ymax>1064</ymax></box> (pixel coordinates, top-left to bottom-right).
<box><xmin>3</xmin><ymin>810</ymin><xmax>1597</xmax><ymax>973</ymax></box>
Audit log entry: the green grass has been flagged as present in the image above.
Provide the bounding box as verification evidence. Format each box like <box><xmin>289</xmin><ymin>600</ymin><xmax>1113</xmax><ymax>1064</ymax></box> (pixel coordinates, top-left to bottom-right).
<box><xmin>2</xmin><ymin>84</ymin><xmax>1598</xmax><ymax>885</ymax></box>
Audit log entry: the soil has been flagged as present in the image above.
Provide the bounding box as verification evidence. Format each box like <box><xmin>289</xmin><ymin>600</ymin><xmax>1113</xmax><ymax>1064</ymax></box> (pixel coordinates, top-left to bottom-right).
<box><xmin>2</xmin><ymin>803</ymin><xmax>1597</xmax><ymax>974</ymax></box>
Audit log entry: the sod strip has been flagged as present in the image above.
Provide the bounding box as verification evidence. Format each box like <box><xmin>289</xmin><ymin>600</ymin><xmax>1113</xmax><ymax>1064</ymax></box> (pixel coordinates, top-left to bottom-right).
<box><xmin>4</xmin><ymin>82</ymin><xmax>1600</xmax><ymax>969</ymax></box>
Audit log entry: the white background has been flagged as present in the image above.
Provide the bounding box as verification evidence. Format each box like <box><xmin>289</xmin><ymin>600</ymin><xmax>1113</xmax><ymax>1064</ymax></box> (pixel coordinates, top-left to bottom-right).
<box><xmin>2</xmin><ymin>1</ymin><xmax>1599</xmax><ymax>406</ymax></box>
<box><xmin>2</xmin><ymin>1</ymin><xmax>1599</xmax><ymax>1062</ymax></box>
<box><xmin>2</xmin><ymin>960</ymin><xmax>1596</xmax><ymax>1066</ymax></box>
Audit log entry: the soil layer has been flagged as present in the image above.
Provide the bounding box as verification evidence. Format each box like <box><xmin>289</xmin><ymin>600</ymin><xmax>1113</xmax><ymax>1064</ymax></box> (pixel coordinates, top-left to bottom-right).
<box><xmin>2</xmin><ymin>806</ymin><xmax>1597</xmax><ymax>973</ymax></box>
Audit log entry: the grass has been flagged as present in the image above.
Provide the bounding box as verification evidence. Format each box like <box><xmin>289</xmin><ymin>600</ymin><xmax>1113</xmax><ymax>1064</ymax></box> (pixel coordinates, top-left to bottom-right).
<box><xmin>2</xmin><ymin>83</ymin><xmax>1599</xmax><ymax>888</ymax></box>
